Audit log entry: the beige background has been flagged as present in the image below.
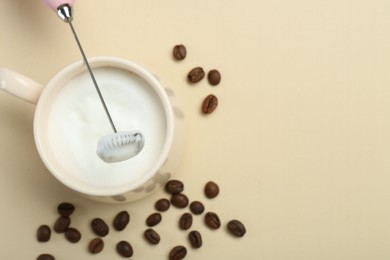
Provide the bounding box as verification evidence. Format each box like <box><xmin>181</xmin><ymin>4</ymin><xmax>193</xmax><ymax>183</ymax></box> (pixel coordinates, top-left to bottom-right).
<box><xmin>1</xmin><ymin>0</ymin><xmax>390</xmax><ymax>259</ymax></box>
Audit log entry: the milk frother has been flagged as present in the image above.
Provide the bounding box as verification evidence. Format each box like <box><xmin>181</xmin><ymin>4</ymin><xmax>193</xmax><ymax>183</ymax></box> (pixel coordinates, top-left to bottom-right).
<box><xmin>43</xmin><ymin>0</ymin><xmax>145</xmax><ymax>163</ymax></box>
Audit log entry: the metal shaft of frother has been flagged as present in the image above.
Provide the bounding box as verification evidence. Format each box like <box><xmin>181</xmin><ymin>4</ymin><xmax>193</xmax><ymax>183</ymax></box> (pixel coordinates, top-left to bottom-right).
<box><xmin>63</xmin><ymin>15</ymin><xmax>118</xmax><ymax>133</ymax></box>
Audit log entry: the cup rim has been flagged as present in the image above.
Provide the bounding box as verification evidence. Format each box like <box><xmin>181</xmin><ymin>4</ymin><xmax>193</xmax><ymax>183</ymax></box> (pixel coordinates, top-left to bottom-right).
<box><xmin>33</xmin><ymin>56</ymin><xmax>174</xmax><ymax>196</ymax></box>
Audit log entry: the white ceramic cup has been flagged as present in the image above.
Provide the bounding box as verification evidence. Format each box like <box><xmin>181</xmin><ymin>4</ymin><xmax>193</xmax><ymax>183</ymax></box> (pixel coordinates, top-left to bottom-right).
<box><xmin>0</xmin><ymin>56</ymin><xmax>186</xmax><ymax>203</ymax></box>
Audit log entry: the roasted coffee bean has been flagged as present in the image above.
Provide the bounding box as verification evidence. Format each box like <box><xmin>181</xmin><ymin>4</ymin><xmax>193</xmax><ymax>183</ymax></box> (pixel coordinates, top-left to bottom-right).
<box><xmin>36</xmin><ymin>225</ymin><xmax>51</xmax><ymax>242</ymax></box>
<box><xmin>188</xmin><ymin>230</ymin><xmax>202</xmax><ymax>248</ymax></box>
<box><xmin>188</xmin><ymin>67</ymin><xmax>205</xmax><ymax>83</ymax></box>
<box><xmin>227</xmin><ymin>219</ymin><xmax>247</xmax><ymax>237</ymax></box>
<box><xmin>205</xmin><ymin>212</ymin><xmax>221</xmax><ymax>229</ymax></box>
<box><xmin>57</xmin><ymin>202</ymin><xmax>75</xmax><ymax>217</ymax></box>
<box><xmin>113</xmin><ymin>211</ymin><xmax>130</xmax><ymax>231</ymax></box>
<box><xmin>37</xmin><ymin>254</ymin><xmax>55</xmax><ymax>260</ymax></box>
<box><xmin>144</xmin><ymin>228</ymin><xmax>161</xmax><ymax>245</ymax></box>
<box><xmin>169</xmin><ymin>245</ymin><xmax>187</xmax><ymax>260</ymax></box>
<box><xmin>179</xmin><ymin>212</ymin><xmax>193</xmax><ymax>230</ymax></box>
<box><xmin>88</xmin><ymin>237</ymin><xmax>104</xmax><ymax>254</ymax></box>
<box><xmin>91</xmin><ymin>218</ymin><xmax>109</xmax><ymax>237</ymax></box>
<box><xmin>189</xmin><ymin>201</ymin><xmax>205</xmax><ymax>215</ymax></box>
<box><xmin>171</xmin><ymin>193</ymin><xmax>189</xmax><ymax>208</ymax></box>
<box><xmin>165</xmin><ymin>180</ymin><xmax>184</xmax><ymax>194</ymax></box>
<box><xmin>116</xmin><ymin>240</ymin><xmax>133</xmax><ymax>258</ymax></box>
<box><xmin>146</xmin><ymin>212</ymin><xmax>162</xmax><ymax>227</ymax></box>
<box><xmin>204</xmin><ymin>181</ymin><xmax>220</xmax><ymax>198</ymax></box>
<box><xmin>201</xmin><ymin>94</ymin><xmax>218</xmax><ymax>114</ymax></box>
<box><xmin>53</xmin><ymin>216</ymin><xmax>71</xmax><ymax>233</ymax></box>
<box><xmin>64</xmin><ymin>227</ymin><xmax>81</xmax><ymax>243</ymax></box>
<box><xmin>173</xmin><ymin>44</ymin><xmax>187</xmax><ymax>60</ymax></box>
<box><xmin>155</xmin><ymin>198</ymin><xmax>171</xmax><ymax>212</ymax></box>
<box><xmin>207</xmin><ymin>69</ymin><xmax>221</xmax><ymax>86</ymax></box>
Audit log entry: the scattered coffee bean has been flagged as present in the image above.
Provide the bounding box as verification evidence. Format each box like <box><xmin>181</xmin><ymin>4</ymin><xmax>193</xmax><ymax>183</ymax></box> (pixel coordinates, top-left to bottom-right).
<box><xmin>227</xmin><ymin>219</ymin><xmax>246</xmax><ymax>237</ymax></box>
<box><xmin>64</xmin><ymin>227</ymin><xmax>81</xmax><ymax>243</ymax></box>
<box><xmin>188</xmin><ymin>67</ymin><xmax>205</xmax><ymax>83</ymax></box>
<box><xmin>155</xmin><ymin>198</ymin><xmax>171</xmax><ymax>212</ymax></box>
<box><xmin>88</xmin><ymin>237</ymin><xmax>104</xmax><ymax>254</ymax></box>
<box><xmin>171</xmin><ymin>193</ymin><xmax>189</xmax><ymax>208</ymax></box>
<box><xmin>173</xmin><ymin>44</ymin><xmax>187</xmax><ymax>60</ymax></box>
<box><xmin>207</xmin><ymin>69</ymin><xmax>221</xmax><ymax>86</ymax></box>
<box><xmin>189</xmin><ymin>201</ymin><xmax>205</xmax><ymax>215</ymax></box>
<box><xmin>154</xmin><ymin>198</ymin><xmax>171</xmax><ymax>212</ymax></box>
<box><xmin>201</xmin><ymin>94</ymin><xmax>218</xmax><ymax>114</ymax></box>
<box><xmin>37</xmin><ymin>254</ymin><xmax>55</xmax><ymax>260</ymax></box>
<box><xmin>36</xmin><ymin>225</ymin><xmax>51</xmax><ymax>242</ymax></box>
<box><xmin>205</xmin><ymin>212</ymin><xmax>221</xmax><ymax>229</ymax></box>
<box><xmin>204</xmin><ymin>181</ymin><xmax>220</xmax><ymax>198</ymax></box>
<box><xmin>57</xmin><ymin>202</ymin><xmax>75</xmax><ymax>217</ymax></box>
<box><xmin>165</xmin><ymin>180</ymin><xmax>184</xmax><ymax>194</ymax></box>
<box><xmin>113</xmin><ymin>211</ymin><xmax>130</xmax><ymax>231</ymax></box>
<box><xmin>53</xmin><ymin>216</ymin><xmax>71</xmax><ymax>233</ymax></box>
<box><xmin>146</xmin><ymin>212</ymin><xmax>162</xmax><ymax>227</ymax></box>
<box><xmin>188</xmin><ymin>230</ymin><xmax>202</xmax><ymax>248</ymax></box>
<box><xmin>179</xmin><ymin>212</ymin><xmax>193</xmax><ymax>230</ymax></box>
<box><xmin>144</xmin><ymin>228</ymin><xmax>161</xmax><ymax>245</ymax></box>
<box><xmin>169</xmin><ymin>245</ymin><xmax>187</xmax><ymax>260</ymax></box>
<box><xmin>91</xmin><ymin>218</ymin><xmax>109</xmax><ymax>237</ymax></box>
<box><xmin>116</xmin><ymin>240</ymin><xmax>133</xmax><ymax>258</ymax></box>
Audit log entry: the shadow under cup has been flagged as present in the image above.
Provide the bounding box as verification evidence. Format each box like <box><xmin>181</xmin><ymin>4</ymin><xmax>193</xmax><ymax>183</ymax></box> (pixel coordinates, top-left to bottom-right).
<box><xmin>33</xmin><ymin>57</ymin><xmax>180</xmax><ymax>203</ymax></box>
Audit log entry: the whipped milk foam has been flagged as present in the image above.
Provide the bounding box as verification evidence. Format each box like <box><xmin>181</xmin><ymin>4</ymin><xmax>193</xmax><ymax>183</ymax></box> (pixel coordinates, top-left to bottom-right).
<box><xmin>47</xmin><ymin>67</ymin><xmax>167</xmax><ymax>188</ymax></box>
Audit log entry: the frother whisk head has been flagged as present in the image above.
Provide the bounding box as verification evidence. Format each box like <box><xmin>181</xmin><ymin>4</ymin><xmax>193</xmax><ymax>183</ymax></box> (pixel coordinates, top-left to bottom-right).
<box><xmin>97</xmin><ymin>131</ymin><xmax>145</xmax><ymax>163</ymax></box>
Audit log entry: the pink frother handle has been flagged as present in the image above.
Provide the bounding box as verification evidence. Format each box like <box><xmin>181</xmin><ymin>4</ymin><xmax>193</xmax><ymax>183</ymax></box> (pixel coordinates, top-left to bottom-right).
<box><xmin>43</xmin><ymin>0</ymin><xmax>75</xmax><ymax>11</ymax></box>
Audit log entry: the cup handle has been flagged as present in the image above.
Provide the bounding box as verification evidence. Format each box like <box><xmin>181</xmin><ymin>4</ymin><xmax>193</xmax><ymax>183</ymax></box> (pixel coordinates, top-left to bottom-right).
<box><xmin>0</xmin><ymin>68</ymin><xmax>44</xmax><ymax>105</ymax></box>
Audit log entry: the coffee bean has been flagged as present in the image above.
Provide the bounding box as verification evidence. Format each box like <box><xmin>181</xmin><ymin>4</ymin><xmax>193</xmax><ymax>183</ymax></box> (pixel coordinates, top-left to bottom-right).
<box><xmin>155</xmin><ymin>198</ymin><xmax>171</xmax><ymax>212</ymax></box>
<box><xmin>64</xmin><ymin>227</ymin><xmax>81</xmax><ymax>243</ymax></box>
<box><xmin>91</xmin><ymin>218</ymin><xmax>109</xmax><ymax>237</ymax></box>
<box><xmin>227</xmin><ymin>219</ymin><xmax>246</xmax><ymax>237</ymax></box>
<box><xmin>169</xmin><ymin>245</ymin><xmax>187</xmax><ymax>260</ymax></box>
<box><xmin>188</xmin><ymin>230</ymin><xmax>202</xmax><ymax>248</ymax></box>
<box><xmin>53</xmin><ymin>216</ymin><xmax>71</xmax><ymax>233</ymax></box>
<box><xmin>165</xmin><ymin>180</ymin><xmax>184</xmax><ymax>194</ymax></box>
<box><xmin>57</xmin><ymin>202</ymin><xmax>75</xmax><ymax>217</ymax></box>
<box><xmin>88</xmin><ymin>237</ymin><xmax>104</xmax><ymax>254</ymax></box>
<box><xmin>204</xmin><ymin>212</ymin><xmax>221</xmax><ymax>229</ymax></box>
<box><xmin>171</xmin><ymin>193</ymin><xmax>189</xmax><ymax>208</ymax></box>
<box><xmin>36</xmin><ymin>225</ymin><xmax>51</xmax><ymax>242</ymax></box>
<box><xmin>188</xmin><ymin>67</ymin><xmax>205</xmax><ymax>83</ymax></box>
<box><xmin>113</xmin><ymin>211</ymin><xmax>130</xmax><ymax>231</ymax></box>
<box><xmin>204</xmin><ymin>181</ymin><xmax>219</xmax><ymax>198</ymax></box>
<box><xmin>207</xmin><ymin>69</ymin><xmax>221</xmax><ymax>86</ymax></box>
<box><xmin>179</xmin><ymin>212</ymin><xmax>193</xmax><ymax>230</ymax></box>
<box><xmin>146</xmin><ymin>212</ymin><xmax>162</xmax><ymax>227</ymax></box>
<box><xmin>173</xmin><ymin>44</ymin><xmax>187</xmax><ymax>60</ymax></box>
<box><xmin>201</xmin><ymin>94</ymin><xmax>218</xmax><ymax>114</ymax></box>
<box><xmin>189</xmin><ymin>201</ymin><xmax>205</xmax><ymax>215</ymax></box>
<box><xmin>116</xmin><ymin>240</ymin><xmax>133</xmax><ymax>258</ymax></box>
<box><xmin>37</xmin><ymin>254</ymin><xmax>55</xmax><ymax>260</ymax></box>
<box><xmin>144</xmin><ymin>228</ymin><xmax>160</xmax><ymax>245</ymax></box>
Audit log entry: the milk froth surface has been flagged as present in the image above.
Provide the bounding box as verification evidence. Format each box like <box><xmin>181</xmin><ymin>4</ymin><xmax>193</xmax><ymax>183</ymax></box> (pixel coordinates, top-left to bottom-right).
<box><xmin>47</xmin><ymin>67</ymin><xmax>167</xmax><ymax>188</ymax></box>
